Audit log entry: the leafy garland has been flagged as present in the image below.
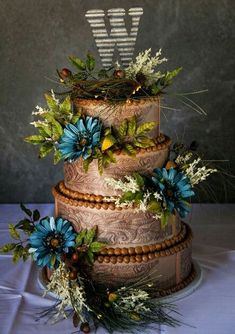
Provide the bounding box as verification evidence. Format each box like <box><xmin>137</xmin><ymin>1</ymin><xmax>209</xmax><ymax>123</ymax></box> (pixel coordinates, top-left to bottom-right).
<box><xmin>105</xmin><ymin>146</ymin><xmax>217</xmax><ymax>227</ymax></box>
<box><xmin>57</xmin><ymin>49</ymin><xmax>181</xmax><ymax>102</ymax></box>
<box><xmin>25</xmin><ymin>92</ymin><xmax>157</xmax><ymax>174</ymax></box>
<box><xmin>0</xmin><ymin>205</ymin><xmax>181</xmax><ymax>333</ymax></box>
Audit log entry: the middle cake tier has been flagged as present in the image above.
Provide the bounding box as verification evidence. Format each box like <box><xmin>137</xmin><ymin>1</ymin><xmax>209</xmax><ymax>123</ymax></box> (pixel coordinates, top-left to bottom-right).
<box><xmin>63</xmin><ymin>134</ymin><xmax>171</xmax><ymax>197</ymax></box>
<box><xmin>53</xmin><ymin>184</ymin><xmax>181</xmax><ymax>249</ymax></box>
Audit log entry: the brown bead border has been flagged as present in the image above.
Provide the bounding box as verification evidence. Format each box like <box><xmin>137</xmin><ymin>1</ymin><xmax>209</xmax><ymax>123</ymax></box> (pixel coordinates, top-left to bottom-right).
<box><xmin>99</xmin><ymin>223</ymin><xmax>187</xmax><ymax>257</ymax></box>
<box><xmin>95</xmin><ymin>223</ymin><xmax>192</xmax><ymax>265</ymax></box>
<box><xmin>53</xmin><ymin>186</ymin><xmax>119</xmax><ymax>210</ymax></box>
<box><xmin>58</xmin><ymin>181</ymin><xmax>116</xmax><ymax>203</ymax></box>
<box><xmin>156</xmin><ymin>264</ymin><xmax>196</xmax><ymax>297</ymax></box>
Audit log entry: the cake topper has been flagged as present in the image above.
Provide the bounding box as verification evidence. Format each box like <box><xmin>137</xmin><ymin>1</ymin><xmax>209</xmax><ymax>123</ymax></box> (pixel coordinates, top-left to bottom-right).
<box><xmin>85</xmin><ymin>7</ymin><xmax>143</xmax><ymax>68</ymax></box>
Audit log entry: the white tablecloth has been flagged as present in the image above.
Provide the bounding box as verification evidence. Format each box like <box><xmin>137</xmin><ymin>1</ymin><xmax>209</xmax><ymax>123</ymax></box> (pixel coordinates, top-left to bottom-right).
<box><xmin>0</xmin><ymin>204</ymin><xmax>235</xmax><ymax>334</ymax></box>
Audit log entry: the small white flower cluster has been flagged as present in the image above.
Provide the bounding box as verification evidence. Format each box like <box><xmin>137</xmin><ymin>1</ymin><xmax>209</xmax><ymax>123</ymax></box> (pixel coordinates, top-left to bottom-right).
<box><xmin>126</xmin><ymin>48</ymin><xmax>168</xmax><ymax>85</ymax></box>
<box><xmin>183</xmin><ymin>157</ymin><xmax>217</xmax><ymax>186</ymax></box>
<box><xmin>175</xmin><ymin>152</ymin><xmax>193</xmax><ymax>166</ymax></box>
<box><xmin>32</xmin><ymin>105</ymin><xmax>48</xmax><ymax>116</ymax></box>
<box><xmin>138</xmin><ymin>191</ymin><xmax>151</xmax><ymax>213</ymax></box>
<box><xmin>46</xmin><ymin>263</ymin><xmax>90</xmax><ymax>322</ymax></box>
<box><xmin>51</xmin><ymin>89</ymin><xmax>60</xmax><ymax>105</ymax></box>
<box><xmin>30</xmin><ymin>120</ymin><xmax>48</xmax><ymax>127</ymax></box>
<box><xmin>115</xmin><ymin>287</ymin><xmax>150</xmax><ymax>313</ymax></box>
<box><xmin>153</xmin><ymin>191</ymin><xmax>162</xmax><ymax>201</ymax></box>
<box><xmin>105</xmin><ymin>176</ymin><xmax>140</xmax><ymax>193</ymax></box>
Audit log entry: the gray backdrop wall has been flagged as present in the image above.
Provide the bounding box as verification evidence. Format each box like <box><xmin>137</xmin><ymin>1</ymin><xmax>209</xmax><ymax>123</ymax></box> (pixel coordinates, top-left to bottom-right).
<box><xmin>0</xmin><ymin>0</ymin><xmax>234</xmax><ymax>203</ymax></box>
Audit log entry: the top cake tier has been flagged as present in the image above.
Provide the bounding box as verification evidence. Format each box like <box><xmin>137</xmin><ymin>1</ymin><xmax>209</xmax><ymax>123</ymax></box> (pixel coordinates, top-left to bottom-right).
<box><xmin>74</xmin><ymin>97</ymin><xmax>160</xmax><ymax>138</ymax></box>
<box><xmin>62</xmin><ymin>97</ymin><xmax>169</xmax><ymax>197</ymax></box>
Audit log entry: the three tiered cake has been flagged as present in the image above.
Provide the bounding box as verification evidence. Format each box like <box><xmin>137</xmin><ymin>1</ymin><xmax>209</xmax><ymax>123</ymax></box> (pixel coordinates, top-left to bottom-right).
<box><xmin>52</xmin><ymin>97</ymin><xmax>194</xmax><ymax>294</ymax></box>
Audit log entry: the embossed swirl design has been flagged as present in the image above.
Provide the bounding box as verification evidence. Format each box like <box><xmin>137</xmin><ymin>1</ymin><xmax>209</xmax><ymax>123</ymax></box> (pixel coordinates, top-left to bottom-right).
<box><xmin>64</xmin><ymin>147</ymin><xmax>169</xmax><ymax>195</ymax></box>
<box><xmin>56</xmin><ymin>201</ymin><xmax>180</xmax><ymax>247</ymax></box>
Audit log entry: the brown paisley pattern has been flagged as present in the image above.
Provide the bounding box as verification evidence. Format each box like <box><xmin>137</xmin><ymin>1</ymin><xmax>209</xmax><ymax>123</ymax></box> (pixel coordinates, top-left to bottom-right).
<box><xmin>64</xmin><ymin>145</ymin><xmax>170</xmax><ymax>195</ymax></box>
<box><xmin>88</xmin><ymin>242</ymin><xmax>192</xmax><ymax>289</ymax></box>
<box><xmin>55</xmin><ymin>201</ymin><xmax>181</xmax><ymax>247</ymax></box>
<box><xmin>180</xmin><ymin>246</ymin><xmax>192</xmax><ymax>281</ymax></box>
<box><xmin>74</xmin><ymin>97</ymin><xmax>160</xmax><ymax>138</ymax></box>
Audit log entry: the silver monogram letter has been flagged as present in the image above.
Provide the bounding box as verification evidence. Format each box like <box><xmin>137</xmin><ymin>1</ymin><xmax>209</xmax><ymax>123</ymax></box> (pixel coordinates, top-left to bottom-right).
<box><xmin>85</xmin><ymin>7</ymin><xmax>143</xmax><ymax>68</ymax></box>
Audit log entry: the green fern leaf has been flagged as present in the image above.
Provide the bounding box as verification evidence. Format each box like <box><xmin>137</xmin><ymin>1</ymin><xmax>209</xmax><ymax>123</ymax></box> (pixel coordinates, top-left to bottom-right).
<box><xmin>123</xmin><ymin>144</ymin><xmax>136</xmax><ymax>156</ymax></box>
<box><xmin>136</xmin><ymin>122</ymin><xmax>157</xmax><ymax>136</ymax></box>
<box><xmin>117</xmin><ymin>119</ymin><xmax>128</xmax><ymax>138</ymax></box>
<box><xmin>127</xmin><ymin>117</ymin><xmax>137</xmax><ymax>136</ymax></box>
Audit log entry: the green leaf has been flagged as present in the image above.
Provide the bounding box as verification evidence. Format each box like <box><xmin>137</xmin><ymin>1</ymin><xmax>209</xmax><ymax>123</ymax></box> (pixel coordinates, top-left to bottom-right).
<box><xmin>134</xmin><ymin>137</ymin><xmax>155</xmax><ymax>148</ymax></box>
<box><xmin>161</xmin><ymin>211</ymin><xmax>171</xmax><ymax>228</ymax></box>
<box><xmin>69</xmin><ymin>56</ymin><xmax>86</xmax><ymax>71</ymax></box>
<box><xmin>120</xmin><ymin>191</ymin><xmax>136</xmax><ymax>202</ymax></box>
<box><xmin>150</xmin><ymin>82</ymin><xmax>162</xmax><ymax>95</ymax></box>
<box><xmin>123</xmin><ymin>144</ymin><xmax>136</xmax><ymax>156</ymax></box>
<box><xmin>50</xmin><ymin>254</ymin><xmax>56</xmax><ymax>267</ymax></box>
<box><xmin>60</xmin><ymin>95</ymin><xmax>71</xmax><ymax>114</ymax></box>
<box><xmin>24</xmin><ymin>135</ymin><xmax>45</xmax><ymax>145</ymax></box>
<box><xmin>54</xmin><ymin>150</ymin><xmax>62</xmax><ymax>164</ymax></box>
<box><xmin>39</xmin><ymin>143</ymin><xmax>54</xmax><ymax>158</ymax></box>
<box><xmin>102</xmin><ymin>154</ymin><xmax>111</xmax><ymax>168</ymax></box>
<box><xmin>106</xmin><ymin>150</ymin><xmax>116</xmax><ymax>163</ymax></box>
<box><xmin>98</xmin><ymin>157</ymin><xmax>104</xmax><ymax>175</ymax></box>
<box><xmin>20</xmin><ymin>204</ymin><xmax>32</xmax><ymax>217</ymax></box>
<box><xmin>71</xmin><ymin>114</ymin><xmax>81</xmax><ymax>125</ymax></box>
<box><xmin>136</xmin><ymin>122</ymin><xmax>157</xmax><ymax>136</ymax></box>
<box><xmin>163</xmin><ymin>67</ymin><xmax>182</xmax><ymax>86</ymax></box>
<box><xmin>86</xmin><ymin>249</ymin><xmax>94</xmax><ymax>264</ymax></box>
<box><xmin>148</xmin><ymin>200</ymin><xmax>162</xmax><ymax>214</ymax></box>
<box><xmin>45</xmin><ymin>93</ymin><xmax>58</xmax><ymax>110</ymax></box>
<box><xmin>133</xmin><ymin>173</ymin><xmax>145</xmax><ymax>187</ymax></box>
<box><xmin>84</xmin><ymin>226</ymin><xmax>97</xmax><ymax>245</ymax></box>
<box><xmin>127</xmin><ymin>117</ymin><xmax>137</xmax><ymax>136</ymax></box>
<box><xmin>0</xmin><ymin>243</ymin><xmax>16</xmax><ymax>253</ymax></box>
<box><xmin>83</xmin><ymin>158</ymin><xmax>92</xmax><ymax>173</ymax></box>
<box><xmin>86</xmin><ymin>51</ymin><xmax>95</xmax><ymax>71</ymax></box>
<box><xmin>52</xmin><ymin>122</ymin><xmax>63</xmax><ymax>140</ymax></box>
<box><xmin>38</xmin><ymin>124</ymin><xmax>52</xmax><ymax>137</ymax></box>
<box><xmin>12</xmin><ymin>250</ymin><xmax>21</xmax><ymax>264</ymax></box>
<box><xmin>104</xmin><ymin>127</ymin><xmax>112</xmax><ymax>136</ymax></box>
<box><xmin>15</xmin><ymin>219</ymin><xmax>34</xmax><ymax>234</ymax></box>
<box><xmin>89</xmin><ymin>241</ymin><xmax>106</xmax><ymax>253</ymax></box>
<box><xmin>76</xmin><ymin>229</ymin><xmax>87</xmax><ymax>246</ymax></box>
<box><xmin>42</xmin><ymin>112</ymin><xmax>63</xmax><ymax>138</ymax></box>
<box><xmin>33</xmin><ymin>209</ymin><xmax>40</xmax><ymax>221</ymax></box>
<box><xmin>9</xmin><ymin>224</ymin><xmax>20</xmax><ymax>240</ymax></box>
<box><xmin>117</xmin><ymin>119</ymin><xmax>128</xmax><ymax>138</ymax></box>
<box><xmin>98</xmin><ymin>69</ymin><xmax>109</xmax><ymax>79</ymax></box>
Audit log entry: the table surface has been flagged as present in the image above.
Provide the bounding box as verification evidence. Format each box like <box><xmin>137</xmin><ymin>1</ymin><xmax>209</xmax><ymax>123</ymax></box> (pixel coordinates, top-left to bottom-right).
<box><xmin>0</xmin><ymin>204</ymin><xmax>235</xmax><ymax>334</ymax></box>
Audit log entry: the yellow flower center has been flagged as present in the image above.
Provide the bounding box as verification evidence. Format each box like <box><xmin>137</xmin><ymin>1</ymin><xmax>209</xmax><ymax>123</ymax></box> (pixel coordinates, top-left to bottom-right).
<box><xmin>79</xmin><ymin>138</ymin><xmax>88</xmax><ymax>146</ymax></box>
<box><xmin>50</xmin><ymin>238</ymin><xmax>60</xmax><ymax>248</ymax></box>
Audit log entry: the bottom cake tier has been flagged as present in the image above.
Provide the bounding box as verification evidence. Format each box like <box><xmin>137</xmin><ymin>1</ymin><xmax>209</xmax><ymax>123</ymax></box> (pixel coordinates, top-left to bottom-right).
<box><xmin>88</xmin><ymin>222</ymin><xmax>193</xmax><ymax>292</ymax></box>
<box><xmin>52</xmin><ymin>185</ymin><xmax>194</xmax><ymax>294</ymax></box>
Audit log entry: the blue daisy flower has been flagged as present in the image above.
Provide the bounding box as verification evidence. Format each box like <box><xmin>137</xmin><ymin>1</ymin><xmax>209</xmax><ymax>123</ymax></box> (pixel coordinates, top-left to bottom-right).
<box><xmin>29</xmin><ymin>217</ymin><xmax>76</xmax><ymax>269</ymax></box>
<box><xmin>151</xmin><ymin>167</ymin><xmax>195</xmax><ymax>218</ymax></box>
<box><xmin>58</xmin><ymin>116</ymin><xmax>101</xmax><ymax>161</ymax></box>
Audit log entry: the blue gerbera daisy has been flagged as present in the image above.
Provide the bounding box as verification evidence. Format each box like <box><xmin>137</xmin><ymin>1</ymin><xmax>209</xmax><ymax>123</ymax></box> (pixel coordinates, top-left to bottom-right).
<box><xmin>58</xmin><ymin>116</ymin><xmax>101</xmax><ymax>161</ymax></box>
<box><xmin>151</xmin><ymin>168</ymin><xmax>195</xmax><ymax>218</ymax></box>
<box><xmin>29</xmin><ymin>217</ymin><xmax>76</xmax><ymax>269</ymax></box>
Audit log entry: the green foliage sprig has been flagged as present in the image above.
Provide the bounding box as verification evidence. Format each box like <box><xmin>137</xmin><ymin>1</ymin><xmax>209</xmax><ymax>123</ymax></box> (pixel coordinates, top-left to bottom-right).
<box><xmin>0</xmin><ymin>204</ymin><xmax>40</xmax><ymax>263</ymax></box>
<box><xmin>82</xmin><ymin>116</ymin><xmax>157</xmax><ymax>174</ymax></box>
<box><xmin>74</xmin><ymin>226</ymin><xmax>105</xmax><ymax>264</ymax></box>
<box><xmin>24</xmin><ymin>93</ymin><xmax>81</xmax><ymax>164</ymax></box>
<box><xmin>58</xmin><ymin>50</ymin><xmax>181</xmax><ymax>102</ymax></box>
